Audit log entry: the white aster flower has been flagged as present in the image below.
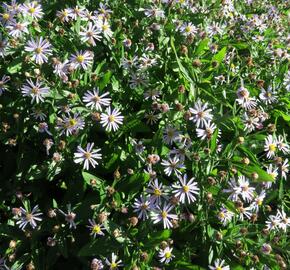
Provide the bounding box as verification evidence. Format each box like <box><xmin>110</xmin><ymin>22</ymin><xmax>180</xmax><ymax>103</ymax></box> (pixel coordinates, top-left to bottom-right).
<box><xmin>16</xmin><ymin>205</ymin><xmax>43</xmax><ymax>230</ymax></box>
<box><xmin>196</xmin><ymin>121</ymin><xmax>217</xmax><ymax>140</ymax></box>
<box><xmin>151</xmin><ymin>202</ymin><xmax>178</xmax><ymax>229</ymax></box>
<box><xmin>100</xmin><ymin>107</ymin><xmax>124</xmax><ymax>132</ymax></box>
<box><xmin>105</xmin><ymin>253</ymin><xmax>123</xmax><ymax>270</ymax></box>
<box><xmin>209</xmin><ymin>259</ymin><xmax>230</xmax><ymax>270</ymax></box>
<box><xmin>264</xmin><ymin>135</ymin><xmax>277</xmax><ymax>159</ymax></box>
<box><xmin>161</xmin><ymin>156</ymin><xmax>185</xmax><ymax>176</ymax></box>
<box><xmin>70</xmin><ymin>50</ymin><xmax>93</xmax><ymax>70</ymax></box>
<box><xmin>21</xmin><ymin>79</ymin><xmax>50</xmax><ymax>104</ymax></box>
<box><xmin>133</xmin><ymin>195</ymin><xmax>151</xmax><ymax>220</ymax></box>
<box><xmin>83</xmin><ymin>88</ymin><xmax>111</xmax><ymax>111</ymax></box>
<box><xmin>80</xmin><ymin>22</ymin><xmax>101</xmax><ymax>46</ymax></box>
<box><xmin>189</xmin><ymin>99</ymin><xmax>213</xmax><ymax>128</ymax></box>
<box><xmin>25</xmin><ymin>37</ymin><xmax>52</xmax><ymax>65</ymax></box>
<box><xmin>172</xmin><ymin>174</ymin><xmax>199</xmax><ymax>204</ymax></box>
<box><xmin>159</xmin><ymin>247</ymin><xmax>175</xmax><ymax>264</ymax></box>
<box><xmin>74</xmin><ymin>143</ymin><xmax>102</xmax><ymax>170</ymax></box>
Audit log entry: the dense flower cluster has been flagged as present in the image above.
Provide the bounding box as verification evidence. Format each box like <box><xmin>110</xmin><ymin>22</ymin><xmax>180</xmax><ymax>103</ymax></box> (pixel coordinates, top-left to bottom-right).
<box><xmin>0</xmin><ymin>0</ymin><xmax>289</xmax><ymax>269</ymax></box>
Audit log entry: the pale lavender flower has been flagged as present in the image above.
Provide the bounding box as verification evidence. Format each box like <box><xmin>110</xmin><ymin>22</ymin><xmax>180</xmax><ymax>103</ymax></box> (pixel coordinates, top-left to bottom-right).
<box><xmin>0</xmin><ymin>75</ymin><xmax>10</xmax><ymax>95</ymax></box>
<box><xmin>172</xmin><ymin>174</ymin><xmax>199</xmax><ymax>204</ymax></box>
<box><xmin>189</xmin><ymin>99</ymin><xmax>213</xmax><ymax>128</ymax></box>
<box><xmin>264</xmin><ymin>135</ymin><xmax>277</xmax><ymax>159</ymax></box>
<box><xmin>163</xmin><ymin>126</ymin><xmax>181</xmax><ymax>145</ymax></box>
<box><xmin>133</xmin><ymin>195</ymin><xmax>151</xmax><ymax>220</ymax></box>
<box><xmin>161</xmin><ymin>156</ymin><xmax>185</xmax><ymax>176</ymax></box>
<box><xmin>21</xmin><ymin>1</ymin><xmax>44</xmax><ymax>19</ymax></box>
<box><xmin>100</xmin><ymin>107</ymin><xmax>124</xmax><ymax>132</ymax></box>
<box><xmin>6</xmin><ymin>21</ymin><xmax>29</xmax><ymax>38</ymax></box>
<box><xmin>83</xmin><ymin>88</ymin><xmax>111</xmax><ymax>111</ymax></box>
<box><xmin>196</xmin><ymin>121</ymin><xmax>217</xmax><ymax>140</ymax></box>
<box><xmin>80</xmin><ymin>22</ymin><xmax>101</xmax><ymax>46</ymax></box>
<box><xmin>87</xmin><ymin>219</ymin><xmax>105</xmax><ymax>238</ymax></box>
<box><xmin>70</xmin><ymin>50</ymin><xmax>93</xmax><ymax>70</ymax></box>
<box><xmin>146</xmin><ymin>178</ymin><xmax>169</xmax><ymax>206</ymax></box>
<box><xmin>38</xmin><ymin>122</ymin><xmax>52</xmax><ymax>135</ymax></box>
<box><xmin>21</xmin><ymin>79</ymin><xmax>50</xmax><ymax>104</ymax></box>
<box><xmin>25</xmin><ymin>37</ymin><xmax>52</xmax><ymax>65</ymax></box>
<box><xmin>74</xmin><ymin>143</ymin><xmax>102</xmax><ymax>170</ymax></box>
<box><xmin>151</xmin><ymin>203</ymin><xmax>178</xmax><ymax>229</ymax></box>
<box><xmin>217</xmin><ymin>205</ymin><xmax>234</xmax><ymax>226</ymax></box>
<box><xmin>58</xmin><ymin>205</ymin><xmax>77</xmax><ymax>229</ymax></box>
<box><xmin>159</xmin><ymin>247</ymin><xmax>175</xmax><ymax>264</ymax></box>
<box><xmin>16</xmin><ymin>205</ymin><xmax>43</xmax><ymax>230</ymax></box>
<box><xmin>57</xmin><ymin>113</ymin><xmax>85</xmax><ymax>136</ymax></box>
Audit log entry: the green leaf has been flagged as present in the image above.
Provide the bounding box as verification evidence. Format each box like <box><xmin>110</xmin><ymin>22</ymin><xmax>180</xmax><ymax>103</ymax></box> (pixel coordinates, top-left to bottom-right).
<box><xmin>7</xmin><ymin>58</ymin><xmax>22</xmax><ymax>74</ymax></box>
<box><xmin>82</xmin><ymin>171</ymin><xmax>103</xmax><ymax>187</ymax></box>
<box><xmin>117</xmin><ymin>173</ymin><xmax>150</xmax><ymax>194</ymax></box>
<box><xmin>143</xmin><ymin>229</ymin><xmax>172</xmax><ymax>248</ymax></box>
<box><xmin>99</xmin><ymin>70</ymin><xmax>112</xmax><ymax>90</ymax></box>
<box><xmin>212</xmin><ymin>47</ymin><xmax>227</xmax><ymax>64</ymax></box>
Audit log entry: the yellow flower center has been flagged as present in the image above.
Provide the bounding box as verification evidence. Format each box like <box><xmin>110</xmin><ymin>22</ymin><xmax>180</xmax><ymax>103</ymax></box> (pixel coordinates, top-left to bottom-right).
<box><xmin>154</xmin><ymin>189</ymin><xmax>161</xmax><ymax>196</ymax></box>
<box><xmin>257</xmin><ymin>199</ymin><xmax>263</xmax><ymax>206</ymax></box>
<box><xmin>269</xmin><ymin>144</ymin><xmax>276</xmax><ymax>152</ymax></box>
<box><xmin>31</xmin><ymin>87</ymin><xmax>39</xmax><ymax>94</ymax></box>
<box><xmin>217</xmin><ymin>267</ymin><xmax>222</xmax><ymax>270</ymax></box>
<box><xmin>93</xmin><ymin>225</ymin><xmax>101</xmax><ymax>233</ymax></box>
<box><xmin>26</xmin><ymin>213</ymin><xmax>32</xmax><ymax>221</ymax></box>
<box><xmin>218</xmin><ymin>212</ymin><xmax>225</xmax><ymax>219</ymax></box>
<box><xmin>69</xmin><ymin>118</ymin><xmax>77</xmax><ymax>127</ymax></box>
<box><xmin>111</xmin><ymin>262</ymin><xmax>117</xmax><ymax>269</ymax></box>
<box><xmin>76</xmin><ymin>55</ymin><xmax>84</xmax><ymax>63</ymax></box>
<box><xmin>141</xmin><ymin>204</ymin><xmax>148</xmax><ymax>210</ymax></box>
<box><xmin>185</xmin><ymin>26</ymin><xmax>191</xmax><ymax>32</ymax></box>
<box><xmin>29</xmin><ymin>7</ymin><xmax>36</xmax><ymax>14</ymax></box>
<box><xmin>102</xmin><ymin>24</ymin><xmax>109</xmax><ymax>31</ymax></box>
<box><xmin>165</xmin><ymin>251</ymin><xmax>171</xmax><ymax>258</ymax></box>
<box><xmin>35</xmin><ymin>47</ymin><xmax>43</xmax><ymax>54</ymax></box>
<box><xmin>3</xmin><ymin>13</ymin><xmax>10</xmax><ymax>20</ymax></box>
<box><xmin>93</xmin><ymin>95</ymin><xmax>100</xmax><ymax>102</ymax></box>
<box><xmin>183</xmin><ymin>185</ymin><xmax>189</xmax><ymax>193</ymax></box>
<box><xmin>84</xmin><ymin>152</ymin><xmax>91</xmax><ymax>159</ymax></box>
<box><xmin>108</xmin><ymin>115</ymin><xmax>115</xmax><ymax>122</ymax></box>
<box><xmin>161</xmin><ymin>211</ymin><xmax>167</xmax><ymax>219</ymax></box>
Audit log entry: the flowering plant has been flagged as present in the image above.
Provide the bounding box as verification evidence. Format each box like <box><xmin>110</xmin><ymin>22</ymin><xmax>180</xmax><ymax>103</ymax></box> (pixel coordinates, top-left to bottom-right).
<box><xmin>0</xmin><ymin>0</ymin><xmax>289</xmax><ymax>269</ymax></box>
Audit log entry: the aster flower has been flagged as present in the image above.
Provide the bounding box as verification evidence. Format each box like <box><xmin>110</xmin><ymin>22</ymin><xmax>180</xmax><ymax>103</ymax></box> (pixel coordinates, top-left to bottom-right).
<box><xmin>217</xmin><ymin>205</ymin><xmax>234</xmax><ymax>226</ymax></box>
<box><xmin>196</xmin><ymin>121</ymin><xmax>217</xmax><ymax>140</ymax></box>
<box><xmin>83</xmin><ymin>88</ymin><xmax>111</xmax><ymax>111</ymax></box>
<box><xmin>90</xmin><ymin>258</ymin><xmax>104</xmax><ymax>270</ymax></box>
<box><xmin>96</xmin><ymin>19</ymin><xmax>113</xmax><ymax>39</ymax></box>
<box><xmin>21</xmin><ymin>1</ymin><xmax>44</xmax><ymax>19</ymax></box>
<box><xmin>74</xmin><ymin>143</ymin><xmax>102</xmax><ymax>170</ymax></box>
<box><xmin>236</xmin><ymin>175</ymin><xmax>255</xmax><ymax>203</ymax></box>
<box><xmin>171</xmin><ymin>174</ymin><xmax>199</xmax><ymax>204</ymax></box>
<box><xmin>0</xmin><ymin>75</ymin><xmax>10</xmax><ymax>95</ymax></box>
<box><xmin>31</xmin><ymin>108</ymin><xmax>46</xmax><ymax>121</ymax></box>
<box><xmin>180</xmin><ymin>22</ymin><xmax>197</xmax><ymax>37</ymax></box>
<box><xmin>6</xmin><ymin>21</ymin><xmax>29</xmax><ymax>38</ymax></box>
<box><xmin>58</xmin><ymin>204</ymin><xmax>77</xmax><ymax>229</ymax></box>
<box><xmin>87</xmin><ymin>219</ymin><xmax>105</xmax><ymax>238</ymax></box>
<box><xmin>264</xmin><ymin>135</ymin><xmax>277</xmax><ymax>159</ymax></box>
<box><xmin>159</xmin><ymin>247</ymin><xmax>175</xmax><ymax>264</ymax></box>
<box><xmin>53</xmin><ymin>59</ymin><xmax>69</xmax><ymax>81</ymax></box>
<box><xmin>276</xmin><ymin>135</ymin><xmax>289</xmax><ymax>154</ymax></box>
<box><xmin>16</xmin><ymin>205</ymin><xmax>43</xmax><ymax>230</ymax></box>
<box><xmin>70</xmin><ymin>50</ymin><xmax>93</xmax><ymax>70</ymax></box>
<box><xmin>129</xmin><ymin>73</ymin><xmax>149</xmax><ymax>89</ymax></box>
<box><xmin>57</xmin><ymin>113</ymin><xmax>85</xmax><ymax>136</ymax></box>
<box><xmin>236</xmin><ymin>86</ymin><xmax>257</xmax><ymax>110</ymax></box>
<box><xmin>206</xmin><ymin>21</ymin><xmax>225</xmax><ymax>37</ymax></box>
<box><xmin>38</xmin><ymin>122</ymin><xmax>52</xmax><ymax>135</ymax></box>
<box><xmin>144</xmin><ymin>111</ymin><xmax>160</xmax><ymax>125</ymax></box>
<box><xmin>209</xmin><ymin>259</ymin><xmax>230</xmax><ymax>270</ymax></box>
<box><xmin>163</xmin><ymin>126</ymin><xmax>181</xmax><ymax>145</ymax></box>
<box><xmin>105</xmin><ymin>253</ymin><xmax>123</xmax><ymax>270</ymax></box>
<box><xmin>25</xmin><ymin>37</ymin><xmax>52</xmax><ymax>65</ymax></box>
<box><xmin>133</xmin><ymin>195</ymin><xmax>151</xmax><ymax>220</ymax></box>
<box><xmin>280</xmin><ymin>158</ymin><xmax>289</xmax><ymax>180</ymax></box>
<box><xmin>259</xmin><ymin>87</ymin><xmax>277</xmax><ymax>105</ymax></box>
<box><xmin>250</xmin><ymin>190</ymin><xmax>266</xmax><ymax>213</ymax></box>
<box><xmin>100</xmin><ymin>107</ymin><xmax>124</xmax><ymax>132</ymax></box>
<box><xmin>161</xmin><ymin>156</ymin><xmax>185</xmax><ymax>176</ymax></box>
<box><xmin>80</xmin><ymin>22</ymin><xmax>101</xmax><ymax>46</ymax></box>
<box><xmin>189</xmin><ymin>99</ymin><xmax>213</xmax><ymax>128</ymax></box>
<box><xmin>56</xmin><ymin>8</ymin><xmax>73</xmax><ymax>22</ymax></box>
<box><xmin>21</xmin><ymin>79</ymin><xmax>50</xmax><ymax>104</ymax></box>
<box><xmin>146</xmin><ymin>178</ymin><xmax>169</xmax><ymax>206</ymax></box>
<box><xmin>151</xmin><ymin>202</ymin><xmax>178</xmax><ymax>229</ymax></box>
<box><xmin>276</xmin><ymin>210</ymin><xmax>290</xmax><ymax>232</ymax></box>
